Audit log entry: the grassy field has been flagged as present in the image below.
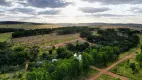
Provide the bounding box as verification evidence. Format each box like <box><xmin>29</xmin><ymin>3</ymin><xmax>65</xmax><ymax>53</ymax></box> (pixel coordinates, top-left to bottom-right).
<box><xmin>0</xmin><ymin>69</ymin><xmax>26</xmax><ymax>80</ymax></box>
<box><xmin>12</xmin><ymin>33</ymin><xmax>80</xmax><ymax>47</ymax></box>
<box><xmin>0</xmin><ymin>24</ymin><xmax>62</xmax><ymax>29</ymax></box>
<box><xmin>97</xmin><ymin>74</ymin><xmax>116</xmax><ymax>80</ymax></box>
<box><xmin>0</xmin><ymin>33</ymin><xmax>12</xmax><ymax>42</ymax></box>
<box><xmin>110</xmin><ymin>58</ymin><xmax>142</xmax><ymax>80</ymax></box>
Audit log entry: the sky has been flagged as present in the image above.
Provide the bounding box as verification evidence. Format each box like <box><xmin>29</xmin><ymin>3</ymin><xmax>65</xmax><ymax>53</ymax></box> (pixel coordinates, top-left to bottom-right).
<box><xmin>0</xmin><ymin>0</ymin><xmax>142</xmax><ymax>23</ymax></box>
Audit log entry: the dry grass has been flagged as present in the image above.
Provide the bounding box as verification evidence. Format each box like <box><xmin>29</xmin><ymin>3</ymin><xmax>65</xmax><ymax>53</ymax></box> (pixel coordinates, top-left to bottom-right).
<box><xmin>12</xmin><ymin>33</ymin><xmax>80</xmax><ymax>47</ymax></box>
<box><xmin>90</xmin><ymin>26</ymin><xmax>142</xmax><ymax>30</ymax></box>
<box><xmin>0</xmin><ymin>24</ymin><xmax>62</xmax><ymax>29</ymax></box>
<box><xmin>101</xmin><ymin>26</ymin><xmax>130</xmax><ymax>29</ymax></box>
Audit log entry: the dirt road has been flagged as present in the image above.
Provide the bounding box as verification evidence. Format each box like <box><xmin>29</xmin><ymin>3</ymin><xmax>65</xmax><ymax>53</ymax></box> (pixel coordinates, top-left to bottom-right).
<box><xmin>89</xmin><ymin>48</ymin><xmax>139</xmax><ymax>80</ymax></box>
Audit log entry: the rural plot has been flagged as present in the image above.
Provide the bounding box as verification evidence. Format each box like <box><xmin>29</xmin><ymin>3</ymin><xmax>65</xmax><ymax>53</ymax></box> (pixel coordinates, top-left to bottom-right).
<box><xmin>12</xmin><ymin>33</ymin><xmax>80</xmax><ymax>47</ymax></box>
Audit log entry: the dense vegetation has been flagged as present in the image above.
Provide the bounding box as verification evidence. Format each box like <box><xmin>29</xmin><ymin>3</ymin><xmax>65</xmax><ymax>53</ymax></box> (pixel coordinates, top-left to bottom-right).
<box><xmin>80</xmin><ymin>28</ymin><xmax>139</xmax><ymax>67</ymax></box>
<box><xmin>26</xmin><ymin>28</ymin><xmax>139</xmax><ymax>80</ymax></box>
<box><xmin>81</xmin><ymin>28</ymin><xmax>139</xmax><ymax>52</ymax></box>
<box><xmin>0</xmin><ymin>28</ymin><xmax>24</xmax><ymax>33</ymax></box>
<box><xmin>0</xmin><ymin>27</ymin><xmax>90</xmax><ymax>38</ymax></box>
<box><xmin>0</xmin><ymin>27</ymin><xmax>140</xmax><ymax>80</ymax></box>
<box><xmin>0</xmin><ymin>43</ymin><xmax>28</xmax><ymax>73</ymax></box>
<box><xmin>12</xmin><ymin>28</ymin><xmax>53</xmax><ymax>38</ymax></box>
<box><xmin>27</xmin><ymin>53</ymin><xmax>93</xmax><ymax>80</ymax></box>
<box><xmin>57</xmin><ymin>26</ymin><xmax>91</xmax><ymax>35</ymax></box>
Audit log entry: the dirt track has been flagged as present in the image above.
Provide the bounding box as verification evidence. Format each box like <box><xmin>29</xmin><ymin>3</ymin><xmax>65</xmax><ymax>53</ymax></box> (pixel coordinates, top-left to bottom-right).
<box><xmin>89</xmin><ymin>48</ymin><xmax>139</xmax><ymax>80</ymax></box>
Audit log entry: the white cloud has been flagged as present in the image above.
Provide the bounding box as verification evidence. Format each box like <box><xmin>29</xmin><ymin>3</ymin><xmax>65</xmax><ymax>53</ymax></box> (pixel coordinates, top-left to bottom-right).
<box><xmin>0</xmin><ymin>0</ymin><xmax>141</xmax><ymax>23</ymax></box>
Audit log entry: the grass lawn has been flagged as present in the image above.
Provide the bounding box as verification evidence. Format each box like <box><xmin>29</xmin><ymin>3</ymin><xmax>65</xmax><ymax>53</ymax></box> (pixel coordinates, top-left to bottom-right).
<box><xmin>0</xmin><ymin>33</ymin><xmax>12</xmax><ymax>42</ymax></box>
<box><xmin>110</xmin><ymin>58</ymin><xmax>142</xmax><ymax>80</ymax></box>
<box><xmin>97</xmin><ymin>74</ymin><xmax>116</xmax><ymax>80</ymax></box>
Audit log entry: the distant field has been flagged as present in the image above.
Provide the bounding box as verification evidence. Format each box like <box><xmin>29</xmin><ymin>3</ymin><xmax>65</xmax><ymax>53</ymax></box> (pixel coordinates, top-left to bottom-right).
<box><xmin>0</xmin><ymin>24</ymin><xmax>62</xmax><ymax>29</ymax></box>
<box><xmin>100</xmin><ymin>26</ymin><xmax>130</xmax><ymax>29</ymax></box>
<box><xmin>12</xmin><ymin>33</ymin><xmax>80</xmax><ymax>47</ymax></box>
<box><xmin>0</xmin><ymin>33</ymin><xmax>12</xmax><ymax>42</ymax></box>
<box><xmin>90</xmin><ymin>26</ymin><xmax>142</xmax><ymax>30</ymax></box>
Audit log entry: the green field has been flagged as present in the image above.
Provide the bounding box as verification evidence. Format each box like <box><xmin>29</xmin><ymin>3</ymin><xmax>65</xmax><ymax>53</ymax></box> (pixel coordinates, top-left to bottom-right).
<box><xmin>0</xmin><ymin>33</ymin><xmax>12</xmax><ymax>42</ymax></box>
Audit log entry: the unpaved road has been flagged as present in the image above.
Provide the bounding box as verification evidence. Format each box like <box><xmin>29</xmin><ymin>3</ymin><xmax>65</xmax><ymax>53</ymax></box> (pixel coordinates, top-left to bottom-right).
<box><xmin>89</xmin><ymin>48</ymin><xmax>139</xmax><ymax>80</ymax></box>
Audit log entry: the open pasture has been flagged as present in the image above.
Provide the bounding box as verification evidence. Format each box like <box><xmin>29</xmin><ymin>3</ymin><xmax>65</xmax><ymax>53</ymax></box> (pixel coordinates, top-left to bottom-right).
<box><xmin>12</xmin><ymin>33</ymin><xmax>80</xmax><ymax>47</ymax></box>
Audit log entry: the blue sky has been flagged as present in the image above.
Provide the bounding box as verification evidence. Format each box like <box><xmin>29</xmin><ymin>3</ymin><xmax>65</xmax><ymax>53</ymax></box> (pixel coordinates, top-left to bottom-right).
<box><xmin>0</xmin><ymin>0</ymin><xmax>142</xmax><ymax>23</ymax></box>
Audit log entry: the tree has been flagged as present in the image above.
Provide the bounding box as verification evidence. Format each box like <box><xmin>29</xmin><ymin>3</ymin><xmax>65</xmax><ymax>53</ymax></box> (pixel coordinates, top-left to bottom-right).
<box><xmin>56</xmin><ymin>47</ymin><xmax>73</xmax><ymax>59</ymax></box>
<box><xmin>129</xmin><ymin>63</ymin><xmax>136</xmax><ymax>74</ymax></box>
<box><xmin>27</xmin><ymin>68</ymin><xmax>50</xmax><ymax>80</ymax></box>
<box><xmin>70</xmin><ymin>59</ymin><xmax>81</xmax><ymax>79</ymax></box>
<box><xmin>29</xmin><ymin>46</ymin><xmax>39</xmax><ymax>61</ymax></box>
<box><xmin>66</xmin><ymin>43</ymin><xmax>75</xmax><ymax>51</ymax></box>
<box><xmin>52</xmin><ymin>63</ymin><xmax>68</xmax><ymax>80</ymax></box>
<box><xmin>136</xmin><ymin>53</ymin><xmax>142</xmax><ymax>68</ymax></box>
<box><xmin>141</xmin><ymin>45</ymin><xmax>142</xmax><ymax>53</ymax></box>
<box><xmin>82</xmin><ymin>52</ymin><xmax>93</xmax><ymax>73</ymax></box>
<box><xmin>82</xmin><ymin>42</ymin><xmax>89</xmax><ymax>50</ymax></box>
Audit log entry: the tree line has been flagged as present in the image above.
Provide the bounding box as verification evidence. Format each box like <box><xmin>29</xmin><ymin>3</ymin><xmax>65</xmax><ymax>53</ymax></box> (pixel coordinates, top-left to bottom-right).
<box><xmin>12</xmin><ymin>28</ymin><xmax>53</xmax><ymax>38</ymax></box>
<box><xmin>0</xmin><ymin>28</ymin><xmax>24</xmax><ymax>33</ymax></box>
<box><xmin>0</xmin><ymin>27</ymin><xmax>94</xmax><ymax>38</ymax></box>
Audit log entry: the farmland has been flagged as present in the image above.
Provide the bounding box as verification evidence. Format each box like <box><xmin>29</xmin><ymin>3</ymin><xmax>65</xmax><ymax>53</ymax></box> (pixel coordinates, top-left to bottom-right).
<box><xmin>12</xmin><ymin>33</ymin><xmax>80</xmax><ymax>47</ymax></box>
